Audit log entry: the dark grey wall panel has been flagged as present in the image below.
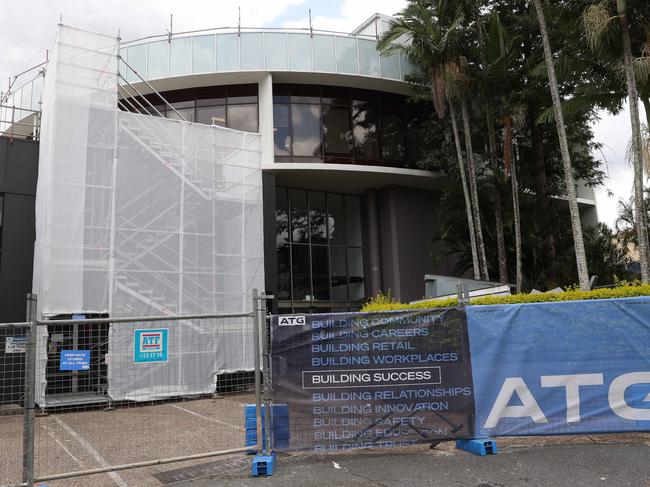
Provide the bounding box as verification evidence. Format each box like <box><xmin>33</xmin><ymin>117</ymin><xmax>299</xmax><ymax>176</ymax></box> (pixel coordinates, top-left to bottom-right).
<box><xmin>0</xmin><ymin>137</ymin><xmax>39</xmax><ymax>322</ymax></box>
<box><xmin>262</xmin><ymin>172</ymin><xmax>278</xmax><ymax>313</ymax></box>
<box><xmin>377</xmin><ymin>185</ymin><xmax>453</xmax><ymax>303</ymax></box>
<box><xmin>0</xmin><ymin>194</ymin><xmax>36</xmax><ymax>321</ymax></box>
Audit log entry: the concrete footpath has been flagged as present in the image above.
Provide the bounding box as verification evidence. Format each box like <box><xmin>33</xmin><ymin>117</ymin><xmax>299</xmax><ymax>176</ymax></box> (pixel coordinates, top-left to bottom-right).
<box><xmin>169</xmin><ymin>434</ymin><xmax>650</xmax><ymax>487</ymax></box>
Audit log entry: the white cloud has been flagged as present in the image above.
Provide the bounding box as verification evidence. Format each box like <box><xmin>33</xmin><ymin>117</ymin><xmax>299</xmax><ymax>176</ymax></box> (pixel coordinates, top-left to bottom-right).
<box><xmin>592</xmin><ymin>102</ymin><xmax>645</xmax><ymax>229</ymax></box>
<box><xmin>0</xmin><ymin>0</ymin><xmax>305</xmax><ymax>91</ymax></box>
<box><xmin>281</xmin><ymin>0</ymin><xmax>407</xmax><ymax>33</ymax></box>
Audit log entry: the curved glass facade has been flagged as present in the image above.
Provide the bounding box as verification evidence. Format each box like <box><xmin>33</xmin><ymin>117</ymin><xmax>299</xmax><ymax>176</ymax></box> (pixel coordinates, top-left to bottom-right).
<box><xmin>122</xmin><ymin>30</ymin><xmax>416</xmax><ymax>83</ymax></box>
<box><xmin>273</xmin><ymin>84</ymin><xmax>424</xmax><ymax>167</ymax></box>
<box><xmin>130</xmin><ymin>84</ymin><xmax>259</xmax><ymax>133</ymax></box>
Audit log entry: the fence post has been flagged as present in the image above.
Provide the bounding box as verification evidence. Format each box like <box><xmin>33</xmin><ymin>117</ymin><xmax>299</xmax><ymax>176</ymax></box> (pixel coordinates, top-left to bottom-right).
<box><xmin>252</xmin><ymin>289</ymin><xmax>263</xmax><ymax>456</ymax></box>
<box><xmin>262</xmin><ymin>309</ymin><xmax>272</xmax><ymax>455</ymax></box>
<box><xmin>22</xmin><ymin>293</ymin><xmax>38</xmax><ymax>487</ymax></box>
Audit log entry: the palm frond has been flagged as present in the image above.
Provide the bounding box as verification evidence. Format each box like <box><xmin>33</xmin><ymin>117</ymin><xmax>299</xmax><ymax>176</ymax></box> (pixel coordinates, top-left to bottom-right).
<box><xmin>625</xmin><ymin>123</ymin><xmax>650</xmax><ymax>176</ymax></box>
<box><xmin>535</xmin><ymin>93</ymin><xmax>621</xmax><ymax>124</ymax></box>
<box><xmin>633</xmin><ymin>56</ymin><xmax>650</xmax><ymax>87</ymax></box>
<box><xmin>582</xmin><ymin>1</ymin><xmax>615</xmax><ymax>51</ymax></box>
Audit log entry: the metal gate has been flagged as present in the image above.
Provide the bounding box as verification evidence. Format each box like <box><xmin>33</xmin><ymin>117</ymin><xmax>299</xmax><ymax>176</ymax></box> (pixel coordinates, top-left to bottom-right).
<box><xmin>0</xmin><ymin>290</ymin><xmax>271</xmax><ymax>487</ymax></box>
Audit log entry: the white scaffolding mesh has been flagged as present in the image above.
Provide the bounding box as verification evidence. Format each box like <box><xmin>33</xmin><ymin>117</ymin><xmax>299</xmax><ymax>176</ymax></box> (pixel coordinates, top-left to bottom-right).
<box><xmin>32</xmin><ymin>25</ymin><xmax>264</xmax><ymax>404</ymax></box>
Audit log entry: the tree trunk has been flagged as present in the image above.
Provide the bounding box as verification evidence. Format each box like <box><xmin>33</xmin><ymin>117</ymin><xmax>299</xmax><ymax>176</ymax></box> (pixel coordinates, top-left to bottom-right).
<box><xmin>533</xmin><ymin>0</ymin><xmax>590</xmax><ymax>291</ymax></box>
<box><xmin>487</xmin><ymin>105</ymin><xmax>509</xmax><ymax>284</ymax></box>
<box><xmin>512</xmin><ymin>144</ymin><xmax>524</xmax><ymax>293</ymax></box>
<box><xmin>460</xmin><ymin>97</ymin><xmax>490</xmax><ymax>281</ymax></box>
<box><xmin>532</xmin><ymin>120</ymin><xmax>558</xmax><ymax>288</ymax></box>
<box><xmin>449</xmin><ymin>99</ymin><xmax>481</xmax><ymax>280</ymax></box>
<box><xmin>474</xmin><ymin>5</ymin><xmax>504</xmax><ymax>283</ymax></box>
<box><xmin>619</xmin><ymin>8</ymin><xmax>650</xmax><ymax>283</ymax></box>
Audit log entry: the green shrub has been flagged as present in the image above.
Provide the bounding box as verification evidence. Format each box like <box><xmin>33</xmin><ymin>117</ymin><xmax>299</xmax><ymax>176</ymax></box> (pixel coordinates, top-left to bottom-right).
<box><xmin>361</xmin><ymin>284</ymin><xmax>650</xmax><ymax>312</ymax></box>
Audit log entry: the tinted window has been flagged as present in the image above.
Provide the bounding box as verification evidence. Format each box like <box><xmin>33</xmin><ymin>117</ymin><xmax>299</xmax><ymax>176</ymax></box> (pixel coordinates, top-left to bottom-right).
<box><xmin>291</xmin><ymin>105</ymin><xmax>321</xmax><ymax>157</ymax></box>
<box><xmin>323</xmin><ymin>106</ymin><xmax>352</xmax><ymax>157</ymax></box>
<box><xmin>273</xmin><ymin>104</ymin><xmax>291</xmax><ymax>156</ymax></box>
<box><xmin>227</xmin><ymin>104</ymin><xmax>258</xmax><ymax>132</ymax></box>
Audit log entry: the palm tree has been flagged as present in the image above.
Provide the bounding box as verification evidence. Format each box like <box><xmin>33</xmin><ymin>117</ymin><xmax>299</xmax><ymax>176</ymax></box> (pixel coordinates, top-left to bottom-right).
<box><xmin>500</xmin><ymin>106</ymin><xmax>527</xmax><ymax>293</ymax></box>
<box><xmin>533</xmin><ymin>0</ymin><xmax>591</xmax><ymax>291</ymax></box>
<box><xmin>379</xmin><ymin>1</ymin><xmax>487</xmax><ymax>280</ymax></box>
<box><xmin>583</xmin><ymin>0</ymin><xmax>650</xmax><ymax>283</ymax></box>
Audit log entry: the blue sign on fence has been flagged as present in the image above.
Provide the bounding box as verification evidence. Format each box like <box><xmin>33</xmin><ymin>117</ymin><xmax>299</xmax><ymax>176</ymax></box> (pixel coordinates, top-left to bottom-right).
<box><xmin>60</xmin><ymin>350</ymin><xmax>90</xmax><ymax>371</ymax></box>
<box><xmin>134</xmin><ymin>328</ymin><xmax>168</xmax><ymax>363</ymax></box>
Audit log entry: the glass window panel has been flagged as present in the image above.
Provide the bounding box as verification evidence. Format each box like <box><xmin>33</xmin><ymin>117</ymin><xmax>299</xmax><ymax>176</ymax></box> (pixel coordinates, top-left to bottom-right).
<box><xmin>276</xmin><ymin>187</ymin><xmax>288</xmax><ymax>247</ymax></box>
<box><xmin>240</xmin><ymin>33</ymin><xmax>264</xmax><ymax>70</ymax></box>
<box><xmin>273</xmin><ymin>84</ymin><xmax>290</xmax><ymax>103</ymax></box>
<box><xmin>265</xmin><ymin>33</ymin><xmax>288</xmax><ymax>70</ymax></box>
<box><xmin>21</xmin><ymin>83</ymin><xmax>32</xmax><ymax>111</ymax></box>
<box><xmin>217</xmin><ymin>34</ymin><xmax>239</xmax><ymax>71</ymax></box>
<box><xmin>345</xmin><ymin>196</ymin><xmax>362</xmax><ymax>247</ymax></box>
<box><xmin>31</xmin><ymin>77</ymin><xmax>43</xmax><ymax>111</ymax></box>
<box><xmin>170</xmin><ymin>37</ymin><xmax>192</xmax><ymax>76</ymax></box>
<box><xmin>309</xmin><ymin>192</ymin><xmax>327</xmax><ymax>245</ymax></box>
<box><xmin>227</xmin><ymin>104</ymin><xmax>258</xmax><ymax>132</ymax></box>
<box><xmin>127</xmin><ymin>44</ymin><xmax>147</xmax><ymax>82</ymax></box>
<box><xmin>290</xmin><ymin>85</ymin><xmax>320</xmax><ymax>104</ymax></box>
<box><xmin>330</xmin><ymin>246</ymin><xmax>348</xmax><ymax>301</ymax></box>
<box><xmin>276</xmin><ymin>187</ymin><xmax>291</xmax><ymax>300</ymax></box>
<box><xmin>196</xmin><ymin>105</ymin><xmax>225</xmax><ymax>126</ymax></box>
<box><xmin>327</xmin><ymin>193</ymin><xmax>345</xmax><ymax>246</ymax></box>
<box><xmin>312</xmin><ymin>246</ymin><xmax>330</xmax><ymax>301</ymax></box>
<box><xmin>290</xmin><ymin>189</ymin><xmax>308</xmax><ymax>244</ymax></box>
<box><xmin>291</xmin><ymin>104</ymin><xmax>321</xmax><ymax>157</ymax></box>
<box><xmin>400</xmin><ymin>53</ymin><xmax>416</xmax><ymax>78</ymax></box>
<box><xmin>380</xmin><ymin>52</ymin><xmax>400</xmax><ymax>79</ymax></box>
<box><xmin>147</xmin><ymin>41</ymin><xmax>169</xmax><ymax>79</ymax></box>
<box><xmin>358</xmin><ymin>39</ymin><xmax>380</xmax><ymax>76</ymax></box>
<box><xmin>313</xmin><ymin>35</ymin><xmax>336</xmax><ymax>72</ymax></box>
<box><xmin>347</xmin><ymin>247</ymin><xmax>365</xmax><ymax>301</ymax></box>
<box><xmin>228</xmin><ymin>84</ymin><xmax>258</xmax><ymax>104</ymax></box>
<box><xmin>323</xmin><ymin>105</ymin><xmax>352</xmax><ymax>156</ymax></box>
<box><xmin>277</xmin><ymin>245</ymin><xmax>291</xmax><ymax>300</ymax></box>
<box><xmin>196</xmin><ymin>85</ymin><xmax>226</xmax><ymax>105</ymax></box>
<box><xmin>353</xmin><ymin>107</ymin><xmax>379</xmax><ymax>161</ymax></box>
<box><xmin>336</xmin><ymin>37</ymin><xmax>358</xmax><ymax>74</ymax></box>
<box><xmin>166</xmin><ymin>107</ymin><xmax>195</xmax><ymax>122</ymax></box>
<box><xmin>192</xmin><ymin>35</ymin><xmax>216</xmax><ymax>73</ymax></box>
<box><xmin>291</xmin><ymin>245</ymin><xmax>310</xmax><ymax>301</ymax></box>
<box><xmin>380</xmin><ymin>112</ymin><xmax>406</xmax><ymax>163</ymax></box>
<box><xmin>288</xmin><ymin>34</ymin><xmax>312</xmax><ymax>71</ymax></box>
<box><xmin>273</xmin><ymin>104</ymin><xmax>291</xmax><ymax>156</ymax></box>
<box><xmin>322</xmin><ymin>86</ymin><xmax>349</xmax><ymax>106</ymax></box>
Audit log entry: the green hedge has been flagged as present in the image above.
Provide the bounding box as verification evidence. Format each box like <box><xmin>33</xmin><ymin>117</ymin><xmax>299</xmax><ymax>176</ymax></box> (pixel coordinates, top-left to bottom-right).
<box><xmin>361</xmin><ymin>284</ymin><xmax>650</xmax><ymax>312</ymax></box>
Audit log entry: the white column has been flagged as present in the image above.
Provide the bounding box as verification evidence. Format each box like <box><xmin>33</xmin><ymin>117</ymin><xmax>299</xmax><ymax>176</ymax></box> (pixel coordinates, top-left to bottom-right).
<box><xmin>258</xmin><ymin>73</ymin><xmax>274</xmax><ymax>164</ymax></box>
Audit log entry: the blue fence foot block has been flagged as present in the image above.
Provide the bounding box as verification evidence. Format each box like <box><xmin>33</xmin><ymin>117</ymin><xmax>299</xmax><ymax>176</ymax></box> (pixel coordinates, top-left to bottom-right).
<box><xmin>252</xmin><ymin>453</ymin><xmax>276</xmax><ymax>477</ymax></box>
<box><xmin>456</xmin><ymin>438</ymin><xmax>497</xmax><ymax>456</ymax></box>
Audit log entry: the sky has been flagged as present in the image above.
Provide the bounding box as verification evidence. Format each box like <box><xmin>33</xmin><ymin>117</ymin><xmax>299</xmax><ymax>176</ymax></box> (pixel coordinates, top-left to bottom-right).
<box><xmin>0</xmin><ymin>0</ymin><xmax>639</xmax><ymax>229</ymax></box>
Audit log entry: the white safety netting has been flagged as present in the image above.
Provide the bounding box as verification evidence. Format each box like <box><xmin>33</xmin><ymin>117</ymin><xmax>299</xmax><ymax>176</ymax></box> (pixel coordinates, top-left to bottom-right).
<box><xmin>32</xmin><ymin>25</ymin><xmax>264</xmax><ymax>405</ymax></box>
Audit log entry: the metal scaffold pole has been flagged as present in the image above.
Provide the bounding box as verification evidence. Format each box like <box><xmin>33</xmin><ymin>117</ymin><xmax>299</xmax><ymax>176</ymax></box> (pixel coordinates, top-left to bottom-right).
<box><xmin>22</xmin><ymin>293</ymin><xmax>38</xmax><ymax>487</ymax></box>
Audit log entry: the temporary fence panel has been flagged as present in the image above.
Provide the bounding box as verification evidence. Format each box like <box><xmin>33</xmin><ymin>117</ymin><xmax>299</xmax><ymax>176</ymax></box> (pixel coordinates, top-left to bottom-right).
<box><xmin>32</xmin><ymin>24</ymin><xmax>263</xmax><ymax>405</ymax></box>
<box><xmin>28</xmin><ymin>314</ymin><xmax>257</xmax><ymax>485</ymax></box>
<box><xmin>270</xmin><ymin>296</ymin><xmax>650</xmax><ymax>452</ymax></box>
<box><xmin>0</xmin><ymin>322</ymin><xmax>30</xmax><ymax>487</ymax></box>
<box><xmin>271</xmin><ymin>309</ymin><xmax>475</xmax><ymax>451</ymax></box>
<box><xmin>107</xmin><ymin>315</ymin><xmax>253</xmax><ymax>401</ymax></box>
<box><xmin>467</xmin><ymin>296</ymin><xmax>650</xmax><ymax>437</ymax></box>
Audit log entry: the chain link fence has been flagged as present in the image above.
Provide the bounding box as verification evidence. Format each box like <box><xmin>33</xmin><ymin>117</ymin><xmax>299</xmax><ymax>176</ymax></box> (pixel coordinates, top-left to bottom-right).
<box><xmin>0</xmin><ymin>291</ymin><xmax>271</xmax><ymax>487</ymax></box>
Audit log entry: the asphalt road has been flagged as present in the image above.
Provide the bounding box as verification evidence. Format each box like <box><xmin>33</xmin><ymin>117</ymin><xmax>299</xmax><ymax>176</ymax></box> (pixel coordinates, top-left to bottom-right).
<box><xmin>169</xmin><ymin>434</ymin><xmax>650</xmax><ymax>487</ymax></box>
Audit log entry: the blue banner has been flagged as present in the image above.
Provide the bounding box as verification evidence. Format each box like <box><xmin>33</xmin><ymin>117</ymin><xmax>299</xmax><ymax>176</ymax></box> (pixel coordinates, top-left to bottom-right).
<box><xmin>467</xmin><ymin>297</ymin><xmax>650</xmax><ymax>437</ymax></box>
